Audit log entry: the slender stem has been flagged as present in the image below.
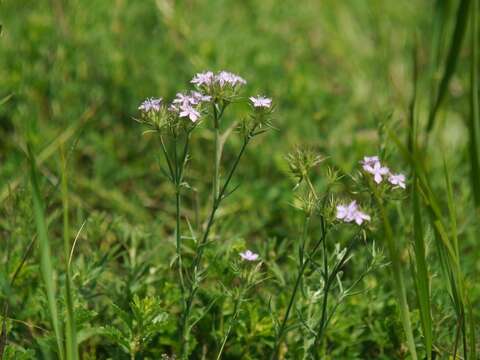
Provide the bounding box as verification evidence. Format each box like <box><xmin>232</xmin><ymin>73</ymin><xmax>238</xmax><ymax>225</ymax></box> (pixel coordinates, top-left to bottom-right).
<box><xmin>311</xmin><ymin>234</ymin><xmax>356</xmax><ymax>356</ymax></box>
<box><xmin>215</xmin><ymin>286</ymin><xmax>245</xmax><ymax>360</ymax></box>
<box><xmin>61</xmin><ymin>148</ymin><xmax>77</xmax><ymax>360</ymax></box>
<box><xmin>173</xmin><ymin>136</ymin><xmax>186</xmax><ymax>297</ymax></box>
<box><xmin>180</xmin><ymin>135</ymin><xmax>251</xmax><ymax>359</ymax></box>
<box><xmin>270</xmin><ymin>214</ymin><xmax>327</xmax><ymax>360</ymax></box>
<box><xmin>213</xmin><ymin>104</ymin><xmax>221</xmax><ymax>201</ymax></box>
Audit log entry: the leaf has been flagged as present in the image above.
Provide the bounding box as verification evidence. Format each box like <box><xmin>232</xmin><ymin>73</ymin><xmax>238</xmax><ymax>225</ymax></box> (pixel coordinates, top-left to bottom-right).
<box><xmin>28</xmin><ymin>144</ymin><xmax>65</xmax><ymax>360</ymax></box>
<box><xmin>427</xmin><ymin>0</ymin><xmax>472</xmax><ymax>132</ymax></box>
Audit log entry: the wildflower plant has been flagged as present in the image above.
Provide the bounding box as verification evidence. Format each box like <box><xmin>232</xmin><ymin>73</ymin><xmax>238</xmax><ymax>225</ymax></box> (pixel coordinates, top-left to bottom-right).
<box><xmin>269</xmin><ymin>149</ymin><xmax>381</xmax><ymax>359</ymax></box>
<box><xmin>136</xmin><ymin>70</ymin><xmax>273</xmax><ymax>358</ymax></box>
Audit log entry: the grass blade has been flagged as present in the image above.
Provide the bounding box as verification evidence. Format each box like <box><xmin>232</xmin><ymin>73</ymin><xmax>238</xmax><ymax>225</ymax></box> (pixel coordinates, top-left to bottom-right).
<box><xmin>468</xmin><ymin>0</ymin><xmax>480</xmax><ymax>207</ymax></box>
<box><xmin>60</xmin><ymin>148</ymin><xmax>78</xmax><ymax>360</ymax></box>
<box><xmin>427</xmin><ymin>0</ymin><xmax>472</xmax><ymax>132</ymax></box>
<box><xmin>412</xmin><ymin>178</ymin><xmax>433</xmax><ymax>359</ymax></box>
<box><xmin>28</xmin><ymin>143</ymin><xmax>65</xmax><ymax>360</ymax></box>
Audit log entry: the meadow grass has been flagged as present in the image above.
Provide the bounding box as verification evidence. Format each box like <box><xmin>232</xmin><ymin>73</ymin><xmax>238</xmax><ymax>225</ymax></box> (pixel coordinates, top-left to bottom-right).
<box><xmin>0</xmin><ymin>0</ymin><xmax>479</xmax><ymax>359</ymax></box>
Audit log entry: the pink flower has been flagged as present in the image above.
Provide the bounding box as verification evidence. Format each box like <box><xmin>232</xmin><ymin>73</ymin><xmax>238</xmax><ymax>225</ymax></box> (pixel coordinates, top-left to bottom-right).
<box><xmin>239</xmin><ymin>250</ymin><xmax>259</xmax><ymax>261</ymax></box>
<box><xmin>364</xmin><ymin>161</ymin><xmax>390</xmax><ymax>184</ymax></box>
<box><xmin>388</xmin><ymin>173</ymin><xmax>406</xmax><ymax>189</ymax></box>
<box><xmin>191</xmin><ymin>71</ymin><xmax>214</xmax><ymax>86</ymax></box>
<box><xmin>352</xmin><ymin>210</ymin><xmax>371</xmax><ymax>225</ymax></box>
<box><xmin>360</xmin><ymin>156</ymin><xmax>379</xmax><ymax>171</ymax></box>
<box><xmin>216</xmin><ymin>71</ymin><xmax>246</xmax><ymax>87</ymax></box>
<box><xmin>336</xmin><ymin>200</ymin><xmax>371</xmax><ymax>225</ymax></box>
<box><xmin>138</xmin><ymin>98</ymin><xmax>162</xmax><ymax>112</ymax></box>
<box><xmin>179</xmin><ymin>105</ymin><xmax>200</xmax><ymax>122</ymax></box>
<box><xmin>249</xmin><ymin>96</ymin><xmax>272</xmax><ymax>108</ymax></box>
<box><xmin>336</xmin><ymin>201</ymin><xmax>358</xmax><ymax>222</ymax></box>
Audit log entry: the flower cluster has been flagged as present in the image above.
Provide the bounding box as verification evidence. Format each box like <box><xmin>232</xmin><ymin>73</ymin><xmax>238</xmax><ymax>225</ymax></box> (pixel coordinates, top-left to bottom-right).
<box><xmin>191</xmin><ymin>70</ymin><xmax>247</xmax><ymax>88</ymax></box>
<box><xmin>138</xmin><ymin>98</ymin><xmax>162</xmax><ymax>113</ymax></box>
<box><xmin>249</xmin><ymin>96</ymin><xmax>272</xmax><ymax>109</ymax></box>
<box><xmin>336</xmin><ymin>200</ymin><xmax>371</xmax><ymax>225</ymax></box>
<box><xmin>137</xmin><ymin>70</ymin><xmax>273</xmax><ymax>137</ymax></box>
<box><xmin>361</xmin><ymin>156</ymin><xmax>406</xmax><ymax>188</ymax></box>
<box><xmin>169</xmin><ymin>91</ymin><xmax>212</xmax><ymax>122</ymax></box>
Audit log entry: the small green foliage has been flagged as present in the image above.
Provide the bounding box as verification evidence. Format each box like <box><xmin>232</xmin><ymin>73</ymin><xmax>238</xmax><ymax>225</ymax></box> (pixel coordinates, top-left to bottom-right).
<box><xmin>103</xmin><ymin>296</ymin><xmax>169</xmax><ymax>357</ymax></box>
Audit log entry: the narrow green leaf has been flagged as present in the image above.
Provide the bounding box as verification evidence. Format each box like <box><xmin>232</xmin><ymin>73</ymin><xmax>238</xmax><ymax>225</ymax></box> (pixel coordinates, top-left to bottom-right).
<box><xmin>468</xmin><ymin>0</ymin><xmax>480</xmax><ymax>207</ymax></box>
<box><xmin>60</xmin><ymin>148</ymin><xmax>78</xmax><ymax>360</ymax></box>
<box><xmin>28</xmin><ymin>144</ymin><xmax>65</xmax><ymax>360</ymax></box>
<box><xmin>427</xmin><ymin>0</ymin><xmax>472</xmax><ymax>132</ymax></box>
<box><xmin>412</xmin><ymin>178</ymin><xmax>433</xmax><ymax>359</ymax></box>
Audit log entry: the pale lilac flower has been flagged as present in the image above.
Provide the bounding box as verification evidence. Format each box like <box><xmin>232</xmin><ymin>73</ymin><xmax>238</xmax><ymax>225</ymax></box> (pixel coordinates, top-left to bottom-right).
<box><xmin>249</xmin><ymin>96</ymin><xmax>272</xmax><ymax>108</ymax></box>
<box><xmin>179</xmin><ymin>105</ymin><xmax>200</xmax><ymax>122</ymax></box>
<box><xmin>173</xmin><ymin>93</ymin><xmax>193</xmax><ymax>106</ymax></box>
<box><xmin>337</xmin><ymin>200</ymin><xmax>370</xmax><ymax>225</ymax></box>
<box><xmin>173</xmin><ymin>91</ymin><xmax>211</xmax><ymax>107</ymax></box>
<box><xmin>216</xmin><ymin>71</ymin><xmax>246</xmax><ymax>87</ymax></box>
<box><xmin>191</xmin><ymin>71</ymin><xmax>214</xmax><ymax>86</ymax></box>
<box><xmin>239</xmin><ymin>250</ymin><xmax>259</xmax><ymax>261</ymax></box>
<box><xmin>360</xmin><ymin>156</ymin><xmax>380</xmax><ymax>171</ymax></box>
<box><xmin>191</xmin><ymin>91</ymin><xmax>212</xmax><ymax>103</ymax></box>
<box><xmin>352</xmin><ymin>210</ymin><xmax>371</xmax><ymax>225</ymax></box>
<box><xmin>364</xmin><ymin>161</ymin><xmax>390</xmax><ymax>184</ymax></box>
<box><xmin>388</xmin><ymin>173</ymin><xmax>406</xmax><ymax>189</ymax></box>
<box><xmin>138</xmin><ymin>98</ymin><xmax>162</xmax><ymax>112</ymax></box>
<box><xmin>336</xmin><ymin>201</ymin><xmax>358</xmax><ymax>222</ymax></box>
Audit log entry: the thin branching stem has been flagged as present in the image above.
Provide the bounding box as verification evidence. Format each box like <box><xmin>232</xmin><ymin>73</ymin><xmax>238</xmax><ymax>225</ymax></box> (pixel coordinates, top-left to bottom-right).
<box><xmin>180</xmin><ymin>129</ymin><xmax>253</xmax><ymax>359</ymax></box>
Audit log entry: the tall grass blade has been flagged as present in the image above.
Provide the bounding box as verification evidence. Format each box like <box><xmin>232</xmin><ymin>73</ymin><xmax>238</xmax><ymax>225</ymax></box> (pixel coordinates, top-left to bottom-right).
<box><xmin>427</xmin><ymin>0</ymin><xmax>472</xmax><ymax>132</ymax></box>
<box><xmin>468</xmin><ymin>0</ymin><xmax>480</xmax><ymax>207</ymax></box>
<box><xmin>28</xmin><ymin>144</ymin><xmax>65</xmax><ymax>360</ymax></box>
<box><xmin>412</xmin><ymin>178</ymin><xmax>433</xmax><ymax>359</ymax></box>
<box><xmin>60</xmin><ymin>148</ymin><xmax>78</xmax><ymax>360</ymax></box>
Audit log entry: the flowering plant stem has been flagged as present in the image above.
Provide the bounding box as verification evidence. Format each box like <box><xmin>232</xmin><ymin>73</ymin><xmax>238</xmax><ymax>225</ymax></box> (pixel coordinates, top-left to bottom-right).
<box><xmin>179</xmin><ymin>117</ymin><xmax>257</xmax><ymax>359</ymax></box>
<box><xmin>215</xmin><ymin>281</ymin><xmax>249</xmax><ymax>360</ymax></box>
<box><xmin>270</xmin><ymin>213</ymin><xmax>330</xmax><ymax>360</ymax></box>
<box><xmin>311</xmin><ymin>232</ymin><xmax>358</xmax><ymax>358</ymax></box>
<box><xmin>370</xmin><ymin>184</ymin><xmax>418</xmax><ymax>360</ymax></box>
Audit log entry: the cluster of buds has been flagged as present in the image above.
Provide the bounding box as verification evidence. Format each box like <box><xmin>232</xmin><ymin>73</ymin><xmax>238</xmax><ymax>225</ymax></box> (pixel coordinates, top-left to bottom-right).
<box><xmin>286</xmin><ymin>147</ymin><xmax>324</xmax><ymax>189</ymax></box>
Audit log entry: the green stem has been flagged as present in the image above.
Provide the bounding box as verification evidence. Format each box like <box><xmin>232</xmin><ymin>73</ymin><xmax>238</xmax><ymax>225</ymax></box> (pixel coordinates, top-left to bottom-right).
<box><xmin>180</xmin><ymin>136</ymin><xmax>251</xmax><ymax>359</ymax></box>
<box><xmin>215</xmin><ymin>286</ymin><xmax>246</xmax><ymax>360</ymax></box>
<box><xmin>61</xmin><ymin>149</ymin><xmax>78</xmax><ymax>360</ymax></box>
<box><xmin>213</xmin><ymin>104</ymin><xmax>221</xmax><ymax>201</ymax></box>
<box><xmin>270</xmin><ymin>215</ymin><xmax>329</xmax><ymax>360</ymax></box>
<box><xmin>372</xmin><ymin>186</ymin><xmax>417</xmax><ymax>360</ymax></box>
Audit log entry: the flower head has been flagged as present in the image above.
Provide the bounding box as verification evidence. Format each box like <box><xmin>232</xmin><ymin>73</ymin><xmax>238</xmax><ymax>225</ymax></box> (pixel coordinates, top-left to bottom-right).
<box><xmin>191</xmin><ymin>71</ymin><xmax>214</xmax><ymax>86</ymax></box>
<box><xmin>250</xmin><ymin>96</ymin><xmax>272</xmax><ymax>108</ymax></box>
<box><xmin>388</xmin><ymin>173</ymin><xmax>406</xmax><ymax>189</ymax></box>
<box><xmin>138</xmin><ymin>98</ymin><xmax>162</xmax><ymax>113</ymax></box>
<box><xmin>352</xmin><ymin>209</ymin><xmax>371</xmax><ymax>225</ymax></box>
<box><xmin>173</xmin><ymin>91</ymin><xmax>211</xmax><ymax>107</ymax></box>
<box><xmin>336</xmin><ymin>200</ymin><xmax>370</xmax><ymax>225</ymax></box>
<box><xmin>336</xmin><ymin>200</ymin><xmax>358</xmax><ymax>222</ymax></box>
<box><xmin>179</xmin><ymin>105</ymin><xmax>200</xmax><ymax>122</ymax></box>
<box><xmin>364</xmin><ymin>161</ymin><xmax>390</xmax><ymax>184</ymax></box>
<box><xmin>239</xmin><ymin>250</ymin><xmax>259</xmax><ymax>261</ymax></box>
<box><xmin>360</xmin><ymin>156</ymin><xmax>380</xmax><ymax>170</ymax></box>
<box><xmin>216</xmin><ymin>71</ymin><xmax>246</xmax><ymax>87</ymax></box>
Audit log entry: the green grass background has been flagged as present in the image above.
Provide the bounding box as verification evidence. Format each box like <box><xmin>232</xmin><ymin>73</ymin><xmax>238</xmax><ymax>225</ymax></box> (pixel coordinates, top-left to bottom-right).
<box><xmin>0</xmin><ymin>0</ymin><xmax>478</xmax><ymax>358</ymax></box>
